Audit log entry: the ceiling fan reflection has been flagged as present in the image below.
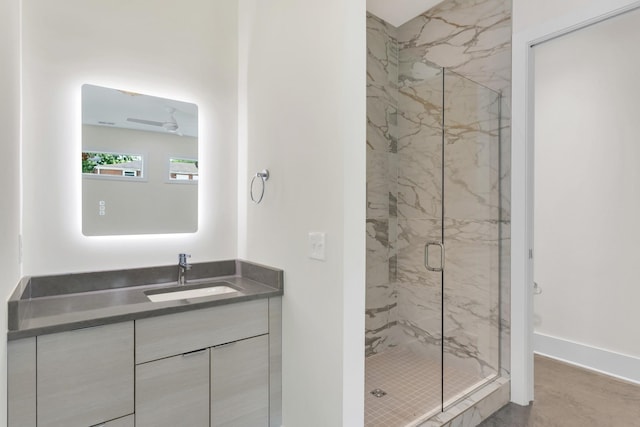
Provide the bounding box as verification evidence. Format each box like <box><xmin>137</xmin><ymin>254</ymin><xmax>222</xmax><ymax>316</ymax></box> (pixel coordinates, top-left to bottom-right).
<box><xmin>127</xmin><ymin>106</ymin><xmax>183</xmax><ymax>136</ymax></box>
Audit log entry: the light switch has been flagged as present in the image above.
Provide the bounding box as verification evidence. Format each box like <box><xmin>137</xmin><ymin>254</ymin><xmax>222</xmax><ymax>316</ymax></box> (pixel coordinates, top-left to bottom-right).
<box><xmin>308</xmin><ymin>232</ymin><xmax>326</xmax><ymax>261</ymax></box>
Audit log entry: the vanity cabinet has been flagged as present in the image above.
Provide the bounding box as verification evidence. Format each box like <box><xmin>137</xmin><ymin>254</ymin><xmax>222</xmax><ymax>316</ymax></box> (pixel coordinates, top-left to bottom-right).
<box><xmin>136</xmin><ymin>334</ymin><xmax>270</xmax><ymax>427</ymax></box>
<box><xmin>136</xmin><ymin>348</ymin><xmax>210</xmax><ymax>427</ymax></box>
<box><xmin>135</xmin><ymin>299</ymin><xmax>271</xmax><ymax>427</ymax></box>
<box><xmin>211</xmin><ymin>334</ymin><xmax>269</xmax><ymax>427</ymax></box>
<box><xmin>37</xmin><ymin>322</ymin><xmax>135</xmax><ymax>427</ymax></box>
<box><xmin>7</xmin><ymin>297</ymin><xmax>282</xmax><ymax>427</ymax></box>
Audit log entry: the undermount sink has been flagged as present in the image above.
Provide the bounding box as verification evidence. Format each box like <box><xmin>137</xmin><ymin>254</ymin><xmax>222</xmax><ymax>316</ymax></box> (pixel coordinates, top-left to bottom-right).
<box><xmin>145</xmin><ymin>282</ymin><xmax>239</xmax><ymax>302</ymax></box>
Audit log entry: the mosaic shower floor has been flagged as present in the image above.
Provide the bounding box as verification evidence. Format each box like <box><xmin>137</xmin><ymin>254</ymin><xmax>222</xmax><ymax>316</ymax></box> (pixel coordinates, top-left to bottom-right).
<box><xmin>365</xmin><ymin>346</ymin><xmax>485</xmax><ymax>427</ymax></box>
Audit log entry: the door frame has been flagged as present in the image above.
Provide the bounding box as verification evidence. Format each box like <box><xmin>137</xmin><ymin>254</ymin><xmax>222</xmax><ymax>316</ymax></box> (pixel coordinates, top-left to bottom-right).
<box><xmin>510</xmin><ymin>0</ymin><xmax>640</xmax><ymax>406</ymax></box>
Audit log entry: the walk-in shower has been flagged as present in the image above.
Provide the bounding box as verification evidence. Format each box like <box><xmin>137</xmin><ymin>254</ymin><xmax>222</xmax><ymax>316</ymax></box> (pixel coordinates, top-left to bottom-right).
<box><xmin>366</xmin><ymin>11</ymin><xmax>503</xmax><ymax>426</ymax></box>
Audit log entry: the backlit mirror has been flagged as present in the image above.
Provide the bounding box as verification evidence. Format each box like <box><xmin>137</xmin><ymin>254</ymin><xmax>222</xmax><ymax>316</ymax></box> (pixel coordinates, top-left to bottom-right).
<box><xmin>82</xmin><ymin>84</ymin><xmax>198</xmax><ymax>236</ymax></box>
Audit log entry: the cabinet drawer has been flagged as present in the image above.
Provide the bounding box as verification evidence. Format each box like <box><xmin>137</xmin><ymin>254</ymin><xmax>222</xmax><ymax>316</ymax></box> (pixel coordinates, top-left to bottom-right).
<box><xmin>136</xmin><ymin>349</ymin><xmax>210</xmax><ymax>427</ymax></box>
<box><xmin>94</xmin><ymin>414</ymin><xmax>134</xmax><ymax>427</ymax></box>
<box><xmin>136</xmin><ymin>299</ymin><xmax>268</xmax><ymax>363</ymax></box>
<box><xmin>37</xmin><ymin>322</ymin><xmax>134</xmax><ymax>427</ymax></box>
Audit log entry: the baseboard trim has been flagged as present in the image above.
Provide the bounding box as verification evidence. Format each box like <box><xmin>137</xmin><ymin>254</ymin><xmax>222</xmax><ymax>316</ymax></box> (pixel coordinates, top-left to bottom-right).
<box><xmin>534</xmin><ymin>332</ymin><xmax>640</xmax><ymax>385</ymax></box>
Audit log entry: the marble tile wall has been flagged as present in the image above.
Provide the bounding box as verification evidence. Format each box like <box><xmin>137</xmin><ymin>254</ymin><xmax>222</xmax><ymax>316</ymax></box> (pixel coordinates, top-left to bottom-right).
<box><xmin>395</xmin><ymin>63</ymin><xmax>444</xmax><ymax>360</ymax></box>
<box><xmin>394</xmin><ymin>0</ymin><xmax>512</xmax><ymax>386</ymax></box>
<box><xmin>395</xmin><ymin>0</ymin><xmax>513</xmax><ymax>340</ymax></box>
<box><xmin>442</xmin><ymin>73</ymin><xmax>502</xmax><ymax>385</ymax></box>
<box><xmin>366</xmin><ymin>0</ymin><xmax>512</xmax><ymax>394</ymax></box>
<box><xmin>398</xmin><ymin>0</ymin><xmax>511</xmax><ymax>94</ymax></box>
<box><xmin>366</xmin><ymin>13</ymin><xmax>400</xmax><ymax>356</ymax></box>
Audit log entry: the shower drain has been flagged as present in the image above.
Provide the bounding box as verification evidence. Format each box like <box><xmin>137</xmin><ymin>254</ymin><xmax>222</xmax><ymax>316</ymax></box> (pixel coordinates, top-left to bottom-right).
<box><xmin>370</xmin><ymin>388</ymin><xmax>387</xmax><ymax>398</ymax></box>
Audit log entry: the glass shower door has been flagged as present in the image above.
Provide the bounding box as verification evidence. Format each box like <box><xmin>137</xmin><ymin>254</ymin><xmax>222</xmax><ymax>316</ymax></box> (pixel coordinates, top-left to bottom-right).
<box><xmin>397</xmin><ymin>66</ymin><xmax>501</xmax><ymax>416</ymax></box>
<box><xmin>441</xmin><ymin>70</ymin><xmax>501</xmax><ymax>408</ymax></box>
<box><xmin>396</xmin><ymin>62</ymin><xmax>445</xmax><ymax>420</ymax></box>
<box><xmin>365</xmin><ymin>13</ymin><xmax>503</xmax><ymax>425</ymax></box>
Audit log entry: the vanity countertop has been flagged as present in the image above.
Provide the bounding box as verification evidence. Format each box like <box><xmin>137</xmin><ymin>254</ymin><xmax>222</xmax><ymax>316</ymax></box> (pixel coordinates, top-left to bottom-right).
<box><xmin>7</xmin><ymin>259</ymin><xmax>283</xmax><ymax>340</ymax></box>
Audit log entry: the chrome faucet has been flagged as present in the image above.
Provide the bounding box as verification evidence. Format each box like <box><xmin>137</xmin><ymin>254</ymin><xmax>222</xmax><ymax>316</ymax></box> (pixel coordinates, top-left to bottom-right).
<box><xmin>178</xmin><ymin>253</ymin><xmax>192</xmax><ymax>285</ymax></box>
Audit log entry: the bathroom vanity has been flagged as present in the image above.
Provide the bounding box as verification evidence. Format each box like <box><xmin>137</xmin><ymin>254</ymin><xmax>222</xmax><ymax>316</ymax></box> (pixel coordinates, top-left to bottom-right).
<box><xmin>7</xmin><ymin>260</ymin><xmax>283</xmax><ymax>427</ymax></box>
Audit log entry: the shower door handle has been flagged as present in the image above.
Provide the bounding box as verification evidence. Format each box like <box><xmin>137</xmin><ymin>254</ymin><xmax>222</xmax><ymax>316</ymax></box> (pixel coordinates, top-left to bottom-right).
<box><xmin>424</xmin><ymin>241</ymin><xmax>444</xmax><ymax>272</ymax></box>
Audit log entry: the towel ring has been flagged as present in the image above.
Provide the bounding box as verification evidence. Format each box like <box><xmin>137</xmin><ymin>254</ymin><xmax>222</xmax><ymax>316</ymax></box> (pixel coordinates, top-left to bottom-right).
<box><xmin>250</xmin><ymin>169</ymin><xmax>270</xmax><ymax>204</ymax></box>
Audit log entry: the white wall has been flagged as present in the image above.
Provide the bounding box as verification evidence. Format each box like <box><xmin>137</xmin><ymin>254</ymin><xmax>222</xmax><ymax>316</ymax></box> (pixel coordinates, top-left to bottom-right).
<box><xmin>21</xmin><ymin>0</ymin><xmax>238</xmax><ymax>275</ymax></box>
<box><xmin>238</xmin><ymin>1</ymin><xmax>366</xmax><ymax>425</ymax></box>
<box><xmin>513</xmin><ymin>0</ymin><xmax>595</xmax><ymax>33</ymax></box>
<box><xmin>534</xmin><ymin>7</ymin><xmax>640</xmax><ymax>359</ymax></box>
<box><xmin>16</xmin><ymin>1</ymin><xmax>367</xmax><ymax>425</ymax></box>
<box><xmin>0</xmin><ymin>0</ymin><xmax>22</xmax><ymax>422</ymax></box>
<box><xmin>511</xmin><ymin>0</ymin><xmax>640</xmax><ymax>402</ymax></box>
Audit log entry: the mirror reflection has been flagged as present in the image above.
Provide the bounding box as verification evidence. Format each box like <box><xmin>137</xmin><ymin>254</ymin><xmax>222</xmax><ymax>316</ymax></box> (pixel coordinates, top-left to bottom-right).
<box><xmin>81</xmin><ymin>84</ymin><xmax>198</xmax><ymax>236</ymax></box>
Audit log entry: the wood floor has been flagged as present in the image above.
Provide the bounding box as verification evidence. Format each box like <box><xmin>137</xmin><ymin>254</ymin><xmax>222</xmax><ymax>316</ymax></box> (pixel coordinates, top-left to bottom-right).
<box><xmin>479</xmin><ymin>354</ymin><xmax>640</xmax><ymax>427</ymax></box>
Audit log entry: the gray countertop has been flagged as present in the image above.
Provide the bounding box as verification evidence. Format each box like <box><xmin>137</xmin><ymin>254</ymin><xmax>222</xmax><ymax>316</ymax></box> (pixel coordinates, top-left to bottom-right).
<box><xmin>8</xmin><ymin>259</ymin><xmax>283</xmax><ymax>340</ymax></box>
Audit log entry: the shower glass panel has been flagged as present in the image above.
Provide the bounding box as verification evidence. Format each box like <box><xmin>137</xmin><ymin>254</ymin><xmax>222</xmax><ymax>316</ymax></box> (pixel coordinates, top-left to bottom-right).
<box><xmin>395</xmin><ymin>62</ymin><xmax>444</xmax><ymax>420</ymax></box>
<box><xmin>365</xmin><ymin>14</ymin><xmax>501</xmax><ymax>426</ymax></box>
<box><xmin>442</xmin><ymin>71</ymin><xmax>501</xmax><ymax>409</ymax></box>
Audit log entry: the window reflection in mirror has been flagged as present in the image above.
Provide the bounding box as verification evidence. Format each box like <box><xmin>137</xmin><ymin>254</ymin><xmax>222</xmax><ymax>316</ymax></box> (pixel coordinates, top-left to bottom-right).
<box><xmin>168</xmin><ymin>158</ymin><xmax>198</xmax><ymax>182</ymax></box>
<box><xmin>82</xmin><ymin>152</ymin><xmax>144</xmax><ymax>179</ymax></box>
<box><xmin>82</xmin><ymin>84</ymin><xmax>198</xmax><ymax>236</ymax></box>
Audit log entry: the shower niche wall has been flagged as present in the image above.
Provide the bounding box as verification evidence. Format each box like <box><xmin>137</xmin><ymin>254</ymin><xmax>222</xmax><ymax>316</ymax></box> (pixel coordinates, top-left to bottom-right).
<box><xmin>365</xmin><ymin>3</ymin><xmax>509</xmax><ymax>425</ymax></box>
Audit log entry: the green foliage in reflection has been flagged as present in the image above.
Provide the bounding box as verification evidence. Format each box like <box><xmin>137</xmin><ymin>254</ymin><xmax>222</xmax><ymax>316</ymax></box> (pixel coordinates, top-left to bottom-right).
<box><xmin>82</xmin><ymin>152</ymin><xmax>135</xmax><ymax>173</ymax></box>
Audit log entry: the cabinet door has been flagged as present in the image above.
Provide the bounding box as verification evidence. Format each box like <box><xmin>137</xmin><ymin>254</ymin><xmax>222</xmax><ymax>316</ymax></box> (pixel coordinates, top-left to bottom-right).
<box><xmin>136</xmin><ymin>348</ymin><xmax>210</xmax><ymax>427</ymax></box>
<box><xmin>8</xmin><ymin>338</ymin><xmax>36</xmax><ymax>427</ymax></box>
<box><xmin>211</xmin><ymin>334</ymin><xmax>269</xmax><ymax>427</ymax></box>
<box><xmin>37</xmin><ymin>322</ymin><xmax>134</xmax><ymax>427</ymax></box>
<box><xmin>269</xmin><ymin>297</ymin><xmax>282</xmax><ymax>427</ymax></box>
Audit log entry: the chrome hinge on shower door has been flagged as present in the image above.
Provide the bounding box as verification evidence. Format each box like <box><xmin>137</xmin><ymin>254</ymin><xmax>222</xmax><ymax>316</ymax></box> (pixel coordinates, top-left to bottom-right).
<box><xmin>424</xmin><ymin>241</ymin><xmax>445</xmax><ymax>272</ymax></box>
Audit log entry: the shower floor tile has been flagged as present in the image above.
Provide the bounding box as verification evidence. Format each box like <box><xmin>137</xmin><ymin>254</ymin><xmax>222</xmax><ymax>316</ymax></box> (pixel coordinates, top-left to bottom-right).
<box><xmin>365</xmin><ymin>346</ymin><xmax>484</xmax><ymax>427</ymax></box>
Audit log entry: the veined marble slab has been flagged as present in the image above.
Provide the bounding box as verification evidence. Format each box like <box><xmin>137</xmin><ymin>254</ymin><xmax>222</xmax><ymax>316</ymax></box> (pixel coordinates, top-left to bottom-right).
<box><xmin>398</xmin><ymin>0</ymin><xmax>511</xmax><ymax>94</ymax></box>
<box><xmin>366</xmin><ymin>1</ymin><xmax>511</xmax><ymax>407</ymax></box>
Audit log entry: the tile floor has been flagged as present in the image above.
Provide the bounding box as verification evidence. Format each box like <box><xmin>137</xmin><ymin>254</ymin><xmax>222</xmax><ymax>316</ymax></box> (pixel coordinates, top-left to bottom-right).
<box><xmin>479</xmin><ymin>354</ymin><xmax>640</xmax><ymax>427</ymax></box>
<box><xmin>365</xmin><ymin>346</ymin><xmax>487</xmax><ymax>427</ymax></box>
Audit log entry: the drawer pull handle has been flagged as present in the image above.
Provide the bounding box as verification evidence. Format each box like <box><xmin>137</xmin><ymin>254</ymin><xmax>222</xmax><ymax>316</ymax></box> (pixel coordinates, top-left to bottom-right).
<box><xmin>182</xmin><ymin>348</ymin><xmax>207</xmax><ymax>357</ymax></box>
<box><xmin>214</xmin><ymin>341</ymin><xmax>237</xmax><ymax>349</ymax></box>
